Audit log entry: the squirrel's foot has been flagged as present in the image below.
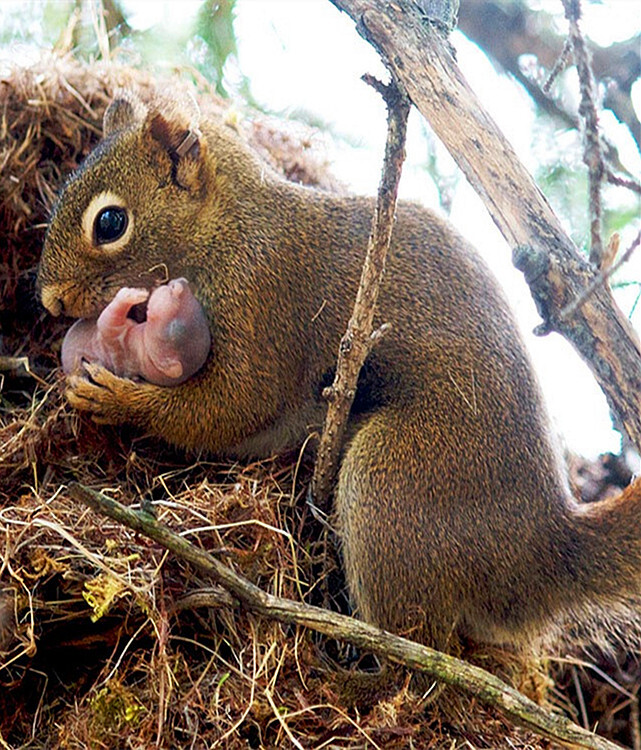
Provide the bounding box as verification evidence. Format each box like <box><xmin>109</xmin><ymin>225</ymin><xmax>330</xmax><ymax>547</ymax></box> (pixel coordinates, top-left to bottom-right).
<box><xmin>66</xmin><ymin>362</ymin><xmax>151</xmax><ymax>424</ymax></box>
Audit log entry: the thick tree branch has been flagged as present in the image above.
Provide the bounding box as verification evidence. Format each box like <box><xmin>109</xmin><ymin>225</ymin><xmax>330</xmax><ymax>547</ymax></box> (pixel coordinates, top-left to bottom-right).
<box><xmin>329</xmin><ymin>0</ymin><xmax>641</xmax><ymax>452</ymax></box>
<box><xmin>68</xmin><ymin>482</ymin><xmax>619</xmax><ymax>750</ymax></box>
<box><xmin>310</xmin><ymin>77</ymin><xmax>410</xmax><ymax>509</ymax></box>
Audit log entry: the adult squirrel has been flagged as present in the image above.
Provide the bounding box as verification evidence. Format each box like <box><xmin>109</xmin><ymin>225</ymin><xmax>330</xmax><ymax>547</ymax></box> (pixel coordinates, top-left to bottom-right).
<box><xmin>39</xmin><ymin>93</ymin><xmax>641</xmax><ymax>657</ymax></box>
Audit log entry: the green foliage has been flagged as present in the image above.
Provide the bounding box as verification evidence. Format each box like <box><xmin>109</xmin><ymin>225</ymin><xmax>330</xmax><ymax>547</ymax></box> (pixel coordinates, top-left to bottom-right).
<box><xmin>194</xmin><ymin>0</ymin><xmax>237</xmax><ymax>97</ymax></box>
<box><xmin>0</xmin><ymin>0</ymin><xmax>74</xmax><ymax>49</ymax></box>
<box><xmin>538</xmin><ymin>160</ymin><xmax>591</xmax><ymax>252</ymax></box>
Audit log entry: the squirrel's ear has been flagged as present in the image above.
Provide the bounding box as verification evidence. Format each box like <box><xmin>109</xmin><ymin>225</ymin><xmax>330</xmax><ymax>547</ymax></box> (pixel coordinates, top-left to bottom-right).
<box><xmin>148</xmin><ymin>98</ymin><xmax>205</xmax><ymax>191</ymax></box>
<box><xmin>103</xmin><ymin>92</ymin><xmax>148</xmax><ymax>136</ymax></box>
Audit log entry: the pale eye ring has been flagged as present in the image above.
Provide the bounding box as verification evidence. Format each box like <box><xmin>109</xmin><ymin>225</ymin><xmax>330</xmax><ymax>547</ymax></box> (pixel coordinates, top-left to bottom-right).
<box><xmin>94</xmin><ymin>206</ymin><xmax>128</xmax><ymax>244</ymax></box>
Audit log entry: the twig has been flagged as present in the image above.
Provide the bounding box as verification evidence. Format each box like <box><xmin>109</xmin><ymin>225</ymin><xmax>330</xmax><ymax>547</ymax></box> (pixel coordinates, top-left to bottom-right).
<box><xmin>68</xmin><ymin>481</ymin><xmax>619</xmax><ymax>750</ymax></box>
<box><xmin>562</xmin><ymin>0</ymin><xmax>605</xmax><ymax>267</ymax></box>
<box><xmin>606</xmin><ymin>169</ymin><xmax>641</xmax><ymax>195</ymax></box>
<box><xmin>310</xmin><ymin>76</ymin><xmax>410</xmax><ymax>510</ymax></box>
<box><xmin>0</xmin><ymin>355</ymin><xmax>49</xmax><ymax>386</ymax></box>
<box><xmin>543</xmin><ymin>36</ymin><xmax>572</xmax><ymax>94</ymax></box>
<box><xmin>571</xmin><ymin>665</ymin><xmax>589</xmax><ymax>729</ymax></box>
<box><xmin>559</xmin><ymin>229</ymin><xmax>641</xmax><ymax>322</ymax></box>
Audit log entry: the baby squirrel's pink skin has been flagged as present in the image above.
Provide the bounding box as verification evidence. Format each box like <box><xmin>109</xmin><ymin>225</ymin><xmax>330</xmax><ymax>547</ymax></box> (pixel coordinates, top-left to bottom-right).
<box><xmin>61</xmin><ymin>278</ymin><xmax>211</xmax><ymax>386</ymax></box>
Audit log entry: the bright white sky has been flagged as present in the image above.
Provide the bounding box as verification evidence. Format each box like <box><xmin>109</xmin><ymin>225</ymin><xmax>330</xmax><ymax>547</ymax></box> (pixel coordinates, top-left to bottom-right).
<box><xmin>4</xmin><ymin>0</ymin><xmax>641</xmax><ymax>456</ymax></box>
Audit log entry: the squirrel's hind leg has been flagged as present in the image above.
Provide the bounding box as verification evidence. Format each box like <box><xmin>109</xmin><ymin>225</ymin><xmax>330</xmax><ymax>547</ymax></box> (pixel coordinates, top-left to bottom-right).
<box><xmin>335</xmin><ymin>406</ymin><xmax>641</xmax><ymax>661</ymax></box>
<box><xmin>334</xmin><ymin>408</ymin><xmax>468</xmax><ymax>654</ymax></box>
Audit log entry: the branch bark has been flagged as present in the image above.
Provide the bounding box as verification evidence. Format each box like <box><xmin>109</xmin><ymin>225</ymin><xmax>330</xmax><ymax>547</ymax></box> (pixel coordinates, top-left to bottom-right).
<box><xmin>329</xmin><ymin>0</ymin><xmax>641</xmax><ymax>452</ymax></box>
<box><xmin>310</xmin><ymin>77</ymin><xmax>410</xmax><ymax>510</ymax></box>
<box><xmin>68</xmin><ymin>482</ymin><xmax>619</xmax><ymax>750</ymax></box>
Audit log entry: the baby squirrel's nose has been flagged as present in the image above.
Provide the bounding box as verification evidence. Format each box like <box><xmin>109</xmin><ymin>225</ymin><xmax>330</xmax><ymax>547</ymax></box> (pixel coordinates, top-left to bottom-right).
<box><xmin>40</xmin><ymin>286</ymin><xmax>63</xmax><ymax>316</ymax></box>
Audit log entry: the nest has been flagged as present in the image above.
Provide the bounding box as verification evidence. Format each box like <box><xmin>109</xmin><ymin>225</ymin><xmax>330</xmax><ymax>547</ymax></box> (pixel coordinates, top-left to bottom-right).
<box><xmin>0</xmin><ymin>53</ymin><xmax>638</xmax><ymax>748</ymax></box>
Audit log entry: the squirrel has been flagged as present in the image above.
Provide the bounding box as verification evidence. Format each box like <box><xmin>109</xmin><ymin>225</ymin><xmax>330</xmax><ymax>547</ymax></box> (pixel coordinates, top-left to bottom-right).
<box><xmin>61</xmin><ymin>277</ymin><xmax>211</xmax><ymax>386</ymax></box>
<box><xmin>38</xmin><ymin>93</ymin><xmax>641</xmax><ymax>661</ymax></box>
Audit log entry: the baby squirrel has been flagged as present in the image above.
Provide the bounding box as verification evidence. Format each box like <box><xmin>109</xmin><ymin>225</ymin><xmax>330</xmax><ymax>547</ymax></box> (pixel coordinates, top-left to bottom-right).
<box><xmin>39</xmin><ymin>93</ymin><xmax>641</xmax><ymax>657</ymax></box>
<box><xmin>61</xmin><ymin>278</ymin><xmax>211</xmax><ymax>386</ymax></box>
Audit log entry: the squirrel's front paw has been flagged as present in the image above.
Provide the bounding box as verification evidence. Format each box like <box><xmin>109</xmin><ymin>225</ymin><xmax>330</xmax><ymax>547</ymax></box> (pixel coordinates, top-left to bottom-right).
<box><xmin>66</xmin><ymin>362</ymin><xmax>147</xmax><ymax>424</ymax></box>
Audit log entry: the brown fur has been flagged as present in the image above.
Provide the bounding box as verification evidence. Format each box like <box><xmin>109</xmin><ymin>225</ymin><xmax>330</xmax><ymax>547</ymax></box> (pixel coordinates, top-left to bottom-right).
<box><xmin>38</xmin><ymin>95</ymin><xmax>641</xmax><ymax>660</ymax></box>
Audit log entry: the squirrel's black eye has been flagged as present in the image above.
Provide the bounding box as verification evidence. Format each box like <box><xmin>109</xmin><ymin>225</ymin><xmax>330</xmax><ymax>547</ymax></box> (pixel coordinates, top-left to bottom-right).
<box><xmin>94</xmin><ymin>206</ymin><xmax>128</xmax><ymax>244</ymax></box>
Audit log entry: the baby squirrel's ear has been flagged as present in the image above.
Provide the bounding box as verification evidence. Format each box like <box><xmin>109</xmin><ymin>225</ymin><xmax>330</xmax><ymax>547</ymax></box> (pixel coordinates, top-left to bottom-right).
<box><xmin>103</xmin><ymin>91</ymin><xmax>148</xmax><ymax>136</ymax></box>
<box><xmin>147</xmin><ymin>95</ymin><xmax>205</xmax><ymax>192</ymax></box>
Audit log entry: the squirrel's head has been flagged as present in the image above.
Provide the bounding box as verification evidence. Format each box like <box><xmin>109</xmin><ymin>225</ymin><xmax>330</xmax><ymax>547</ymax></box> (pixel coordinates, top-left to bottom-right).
<box><xmin>38</xmin><ymin>91</ymin><xmax>219</xmax><ymax>318</ymax></box>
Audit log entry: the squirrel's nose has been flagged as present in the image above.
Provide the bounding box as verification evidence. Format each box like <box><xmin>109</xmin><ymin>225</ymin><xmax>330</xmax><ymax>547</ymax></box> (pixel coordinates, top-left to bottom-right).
<box><xmin>40</xmin><ymin>286</ymin><xmax>63</xmax><ymax>316</ymax></box>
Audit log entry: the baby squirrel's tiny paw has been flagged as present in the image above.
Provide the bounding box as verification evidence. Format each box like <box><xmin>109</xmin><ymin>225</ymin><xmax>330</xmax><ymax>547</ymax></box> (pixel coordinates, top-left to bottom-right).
<box><xmin>66</xmin><ymin>362</ymin><xmax>142</xmax><ymax>424</ymax></box>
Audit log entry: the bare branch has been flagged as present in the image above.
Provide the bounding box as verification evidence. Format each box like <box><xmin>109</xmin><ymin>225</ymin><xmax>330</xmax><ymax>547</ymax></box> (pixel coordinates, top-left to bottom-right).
<box><xmin>310</xmin><ymin>77</ymin><xmax>410</xmax><ymax>510</ymax></box>
<box><xmin>559</xmin><ymin>230</ymin><xmax>641</xmax><ymax>322</ymax></box>
<box><xmin>543</xmin><ymin>36</ymin><xmax>572</xmax><ymax>94</ymax></box>
<box><xmin>562</xmin><ymin>0</ymin><xmax>605</xmax><ymax>267</ymax></box>
<box><xmin>606</xmin><ymin>169</ymin><xmax>641</xmax><ymax>195</ymax></box>
<box><xmin>68</xmin><ymin>482</ymin><xmax>620</xmax><ymax>750</ymax></box>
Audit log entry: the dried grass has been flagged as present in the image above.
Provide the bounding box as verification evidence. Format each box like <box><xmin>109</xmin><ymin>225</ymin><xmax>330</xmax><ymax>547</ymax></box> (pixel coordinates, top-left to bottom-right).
<box><xmin>0</xmin><ymin>52</ymin><xmax>638</xmax><ymax>748</ymax></box>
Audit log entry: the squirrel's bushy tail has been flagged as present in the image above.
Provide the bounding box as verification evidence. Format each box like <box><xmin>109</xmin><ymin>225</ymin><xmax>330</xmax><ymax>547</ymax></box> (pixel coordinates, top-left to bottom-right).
<box><xmin>554</xmin><ymin>477</ymin><xmax>641</xmax><ymax>648</ymax></box>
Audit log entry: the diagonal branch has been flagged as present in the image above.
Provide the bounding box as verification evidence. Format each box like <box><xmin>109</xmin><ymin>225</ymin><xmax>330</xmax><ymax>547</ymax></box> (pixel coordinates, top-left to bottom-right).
<box><xmin>310</xmin><ymin>76</ymin><xmax>410</xmax><ymax>510</ymax></box>
<box><xmin>68</xmin><ymin>482</ymin><xmax>619</xmax><ymax>750</ymax></box>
